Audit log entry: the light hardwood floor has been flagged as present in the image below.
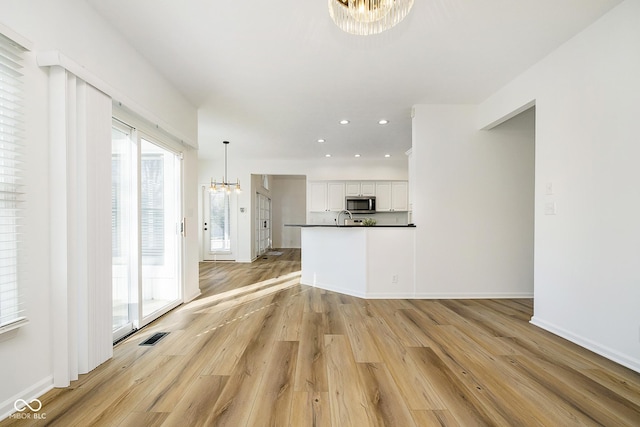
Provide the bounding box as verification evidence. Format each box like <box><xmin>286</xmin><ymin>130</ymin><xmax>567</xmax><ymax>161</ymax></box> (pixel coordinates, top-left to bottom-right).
<box><xmin>2</xmin><ymin>248</ymin><xmax>640</xmax><ymax>426</ymax></box>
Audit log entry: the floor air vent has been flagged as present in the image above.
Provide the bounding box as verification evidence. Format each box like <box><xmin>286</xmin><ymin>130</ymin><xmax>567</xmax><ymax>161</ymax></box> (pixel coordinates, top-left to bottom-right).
<box><xmin>139</xmin><ymin>332</ymin><xmax>169</xmax><ymax>346</ymax></box>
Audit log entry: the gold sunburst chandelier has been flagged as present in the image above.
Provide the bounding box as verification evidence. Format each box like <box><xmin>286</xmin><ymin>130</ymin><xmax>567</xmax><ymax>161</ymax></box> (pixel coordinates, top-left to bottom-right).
<box><xmin>328</xmin><ymin>0</ymin><xmax>414</xmax><ymax>35</ymax></box>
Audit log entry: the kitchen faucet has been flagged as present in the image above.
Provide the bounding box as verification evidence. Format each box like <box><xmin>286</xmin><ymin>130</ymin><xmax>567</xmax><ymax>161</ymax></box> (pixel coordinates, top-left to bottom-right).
<box><xmin>336</xmin><ymin>209</ymin><xmax>353</xmax><ymax>226</ymax></box>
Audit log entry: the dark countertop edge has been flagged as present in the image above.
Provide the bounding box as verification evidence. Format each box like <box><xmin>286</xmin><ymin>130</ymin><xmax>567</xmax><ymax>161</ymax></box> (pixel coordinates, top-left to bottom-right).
<box><xmin>284</xmin><ymin>224</ymin><xmax>416</xmax><ymax>228</ymax></box>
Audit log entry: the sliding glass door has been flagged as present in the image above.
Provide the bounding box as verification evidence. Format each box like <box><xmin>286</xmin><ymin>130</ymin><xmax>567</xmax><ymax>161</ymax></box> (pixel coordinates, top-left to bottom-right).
<box><xmin>140</xmin><ymin>138</ymin><xmax>181</xmax><ymax>318</ymax></box>
<box><xmin>112</xmin><ymin>123</ymin><xmax>136</xmax><ymax>341</ymax></box>
<box><xmin>112</xmin><ymin>120</ymin><xmax>183</xmax><ymax>341</ymax></box>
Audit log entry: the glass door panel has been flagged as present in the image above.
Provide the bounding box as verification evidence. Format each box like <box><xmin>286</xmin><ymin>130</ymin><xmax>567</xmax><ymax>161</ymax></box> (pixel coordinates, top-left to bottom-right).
<box><xmin>112</xmin><ymin>123</ymin><xmax>136</xmax><ymax>341</ymax></box>
<box><xmin>203</xmin><ymin>187</ymin><xmax>236</xmax><ymax>261</ymax></box>
<box><xmin>141</xmin><ymin>138</ymin><xmax>181</xmax><ymax>319</ymax></box>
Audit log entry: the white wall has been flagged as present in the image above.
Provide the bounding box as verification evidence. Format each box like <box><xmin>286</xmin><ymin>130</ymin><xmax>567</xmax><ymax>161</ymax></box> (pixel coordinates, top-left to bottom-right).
<box><xmin>198</xmin><ymin>156</ymin><xmax>408</xmax><ymax>262</ymax></box>
<box><xmin>478</xmin><ymin>0</ymin><xmax>640</xmax><ymax>372</ymax></box>
<box><xmin>412</xmin><ymin>105</ymin><xmax>535</xmax><ymax>298</ymax></box>
<box><xmin>0</xmin><ymin>0</ymin><xmax>199</xmax><ymax>417</ymax></box>
<box><xmin>271</xmin><ymin>176</ymin><xmax>306</xmax><ymax>248</ymax></box>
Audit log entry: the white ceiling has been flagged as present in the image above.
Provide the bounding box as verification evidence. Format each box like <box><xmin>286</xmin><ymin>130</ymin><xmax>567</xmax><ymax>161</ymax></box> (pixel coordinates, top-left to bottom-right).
<box><xmin>86</xmin><ymin>0</ymin><xmax>621</xmax><ymax>161</ymax></box>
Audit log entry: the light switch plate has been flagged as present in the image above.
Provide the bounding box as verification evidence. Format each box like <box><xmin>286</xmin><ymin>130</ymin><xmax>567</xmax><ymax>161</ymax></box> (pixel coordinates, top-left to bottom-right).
<box><xmin>545</xmin><ymin>182</ymin><xmax>553</xmax><ymax>195</ymax></box>
<box><xmin>544</xmin><ymin>202</ymin><xmax>556</xmax><ymax>215</ymax></box>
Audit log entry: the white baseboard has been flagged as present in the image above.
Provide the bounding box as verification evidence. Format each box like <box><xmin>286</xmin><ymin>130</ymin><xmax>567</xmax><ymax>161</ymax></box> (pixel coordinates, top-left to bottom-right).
<box><xmin>300</xmin><ymin>280</ymin><xmax>368</xmax><ymax>299</ymax></box>
<box><xmin>0</xmin><ymin>376</ymin><xmax>54</xmax><ymax>421</ymax></box>
<box><xmin>413</xmin><ymin>292</ymin><xmax>534</xmax><ymax>299</ymax></box>
<box><xmin>183</xmin><ymin>290</ymin><xmax>201</xmax><ymax>303</ymax></box>
<box><xmin>530</xmin><ymin>316</ymin><xmax>640</xmax><ymax>374</ymax></box>
<box><xmin>363</xmin><ymin>292</ymin><xmax>417</xmax><ymax>299</ymax></box>
<box><xmin>300</xmin><ymin>281</ymin><xmax>533</xmax><ymax>301</ymax></box>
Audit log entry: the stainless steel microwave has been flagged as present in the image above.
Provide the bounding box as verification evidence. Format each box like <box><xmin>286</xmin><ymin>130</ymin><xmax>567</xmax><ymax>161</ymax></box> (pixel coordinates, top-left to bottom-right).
<box><xmin>345</xmin><ymin>196</ymin><xmax>376</xmax><ymax>214</ymax></box>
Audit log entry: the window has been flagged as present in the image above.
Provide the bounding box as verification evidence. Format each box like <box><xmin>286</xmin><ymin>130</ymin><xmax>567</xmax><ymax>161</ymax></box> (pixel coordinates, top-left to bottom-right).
<box><xmin>209</xmin><ymin>191</ymin><xmax>231</xmax><ymax>251</ymax></box>
<box><xmin>0</xmin><ymin>32</ymin><xmax>27</xmax><ymax>333</ymax></box>
<box><xmin>141</xmin><ymin>153</ymin><xmax>165</xmax><ymax>265</ymax></box>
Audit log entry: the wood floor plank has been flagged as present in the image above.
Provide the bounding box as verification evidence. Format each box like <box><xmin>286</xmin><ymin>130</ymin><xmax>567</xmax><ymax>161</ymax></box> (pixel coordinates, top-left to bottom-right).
<box><xmin>324</xmin><ymin>334</ymin><xmax>373</xmax><ymax>426</ymax></box>
<box><xmin>365</xmin><ymin>314</ymin><xmax>447</xmax><ymax>410</ymax></box>
<box><xmin>407</xmin><ymin>346</ymin><xmax>502</xmax><ymax>426</ymax></box>
<box><xmin>274</xmin><ymin>290</ymin><xmax>306</xmax><ymax>341</ymax></box>
<box><xmin>419</xmin><ymin>324</ymin><xmax>589</xmax><ymax>426</ymax></box>
<box><xmin>160</xmin><ymin>375</ymin><xmax>228</xmax><ymax>426</ymax></box>
<box><xmin>205</xmin><ymin>300</ymin><xmax>284</xmax><ymax>426</ymax></box>
<box><xmin>340</xmin><ymin>303</ymin><xmax>383</xmax><ymax>363</ymax></box>
<box><xmin>366</xmin><ymin>302</ymin><xmax>431</xmax><ymax>347</ymax></box>
<box><xmin>118</xmin><ymin>412</ymin><xmax>169</xmax><ymax>427</ymax></box>
<box><xmin>505</xmin><ymin>354</ymin><xmax>640</xmax><ymax>426</ymax></box>
<box><xmin>320</xmin><ymin>292</ymin><xmax>347</xmax><ymax>335</ymax></box>
<box><xmin>290</xmin><ymin>392</ymin><xmax>331</xmax><ymax>427</ymax></box>
<box><xmin>356</xmin><ymin>362</ymin><xmax>417</xmax><ymax>427</ymax></box>
<box><xmin>246</xmin><ymin>340</ymin><xmax>299</xmax><ymax>426</ymax></box>
<box><xmin>411</xmin><ymin>409</ymin><xmax>460</xmax><ymax>427</ymax></box>
<box><xmin>294</xmin><ymin>311</ymin><xmax>329</xmax><ymax>392</ymax></box>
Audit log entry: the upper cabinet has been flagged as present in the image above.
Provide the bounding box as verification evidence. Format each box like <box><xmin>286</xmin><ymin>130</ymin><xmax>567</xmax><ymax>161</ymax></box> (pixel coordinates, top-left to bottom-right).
<box><xmin>375</xmin><ymin>181</ymin><xmax>408</xmax><ymax>212</ymax></box>
<box><xmin>309</xmin><ymin>180</ymin><xmax>407</xmax><ymax>213</ymax></box>
<box><xmin>391</xmin><ymin>181</ymin><xmax>408</xmax><ymax>211</ymax></box>
<box><xmin>308</xmin><ymin>181</ymin><xmax>345</xmax><ymax>212</ymax></box>
<box><xmin>345</xmin><ymin>182</ymin><xmax>376</xmax><ymax>197</ymax></box>
<box><xmin>327</xmin><ymin>182</ymin><xmax>345</xmax><ymax>211</ymax></box>
<box><xmin>308</xmin><ymin>182</ymin><xmax>328</xmax><ymax>212</ymax></box>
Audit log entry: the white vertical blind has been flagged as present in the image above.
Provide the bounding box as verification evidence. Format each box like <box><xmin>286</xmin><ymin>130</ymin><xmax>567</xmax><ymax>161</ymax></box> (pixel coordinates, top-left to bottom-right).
<box><xmin>0</xmin><ymin>32</ymin><xmax>27</xmax><ymax>332</ymax></box>
<box><xmin>48</xmin><ymin>67</ymin><xmax>114</xmax><ymax>386</ymax></box>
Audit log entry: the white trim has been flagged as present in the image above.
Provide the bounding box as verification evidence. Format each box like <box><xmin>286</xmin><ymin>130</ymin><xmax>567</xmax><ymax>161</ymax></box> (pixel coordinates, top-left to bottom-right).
<box><xmin>0</xmin><ymin>376</ymin><xmax>53</xmax><ymax>422</ymax></box>
<box><xmin>183</xmin><ymin>290</ymin><xmax>202</xmax><ymax>303</ymax></box>
<box><xmin>299</xmin><ymin>279</ymin><xmax>533</xmax><ymax>300</ymax></box>
<box><xmin>412</xmin><ymin>292</ymin><xmax>534</xmax><ymax>299</ymax></box>
<box><xmin>530</xmin><ymin>316</ymin><xmax>640</xmax><ymax>374</ymax></box>
<box><xmin>300</xmin><ymin>280</ymin><xmax>368</xmax><ymax>299</ymax></box>
<box><xmin>36</xmin><ymin>51</ymin><xmax>197</xmax><ymax>149</ymax></box>
<box><xmin>0</xmin><ymin>318</ymin><xmax>29</xmax><ymax>336</ymax></box>
<box><xmin>0</xmin><ymin>22</ymin><xmax>33</xmax><ymax>51</ymax></box>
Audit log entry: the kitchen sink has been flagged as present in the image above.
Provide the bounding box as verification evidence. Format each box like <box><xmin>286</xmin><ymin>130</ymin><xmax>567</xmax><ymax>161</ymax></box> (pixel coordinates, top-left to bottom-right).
<box><xmin>344</xmin><ymin>219</ymin><xmax>363</xmax><ymax>226</ymax></box>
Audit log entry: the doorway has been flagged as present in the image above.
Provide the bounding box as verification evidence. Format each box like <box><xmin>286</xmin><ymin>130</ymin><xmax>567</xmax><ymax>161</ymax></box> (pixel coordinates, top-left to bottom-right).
<box><xmin>202</xmin><ymin>187</ymin><xmax>237</xmax><ymax>261</ymax></box>
<box><xmin>255</xmin><ymin>192</ymin><xmax>272</xmax><ymax>258</ymax></box>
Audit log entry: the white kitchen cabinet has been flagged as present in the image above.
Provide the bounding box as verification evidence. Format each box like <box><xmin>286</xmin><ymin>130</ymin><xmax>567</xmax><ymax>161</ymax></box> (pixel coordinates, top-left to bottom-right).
<box><xmin>391</xmin><ymin>181</ymin><xmax>408</xmax><ymax>211</ymax></box>
<box><xmin>327</xmin><ymin>182</ymin><xmax>345</xmax><ymax>211</ymax></box>
<box><xmin>376</xmin><ymin>181</ymin><xmax>408</xmax><ymax>212</ymax></box>
<box><xmin>375</xmin><ymin>182</ymin><xmax>392</xmax><ymax>211</ymax></box>
<box><xmin>309</xmin><ymin>182</ymin><xmax>328</xmax><ymax>212</ymax></box>
<box><xmin>346</xmin><ymin>182</ymin><xmax>376</xmax><ymax>197</ymax></box>
<box><xmin>309</xmin><ymin>181</ymin><xmax>345</xmax><ymax>212</ymax></box>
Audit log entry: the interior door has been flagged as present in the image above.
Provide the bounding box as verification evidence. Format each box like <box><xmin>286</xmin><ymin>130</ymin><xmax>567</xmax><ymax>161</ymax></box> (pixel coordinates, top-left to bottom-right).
<box><xmin>255</xmin><ymin>192</ymin><xmax>272</xmax><ymax>257</ymax></box>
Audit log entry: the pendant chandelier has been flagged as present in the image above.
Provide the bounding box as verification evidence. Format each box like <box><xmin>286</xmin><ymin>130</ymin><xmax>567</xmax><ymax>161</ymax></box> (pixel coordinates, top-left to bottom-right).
<box><xmin>209</xmin><ymin>141</ymin><xmax>241</xmax><ymax>194</ymax></box>
<box><xmin>328</xmin><ymin>0</ymin><xmax>414</xmax><ymax>36</ymax></box>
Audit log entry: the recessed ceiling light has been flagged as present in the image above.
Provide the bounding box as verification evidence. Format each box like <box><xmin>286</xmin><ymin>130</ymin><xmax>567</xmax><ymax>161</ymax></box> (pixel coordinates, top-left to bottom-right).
<box><xmin>339</xmin><ymin>120</ymin><xmax>350</xmax><ymax>125</ymax></box>
<box><xmin>384</xmin><ymin>154</ymin><xmax>391</xmax><ymax>158</ymax></box>
<box><xmin>317</xmin><ymin>139</ymin><xmax>325</xmax><ymax>143</ymax></box>
<box><xmin>378</xmin><ymin>119</ymin><xmax>389</xmax><ymax>125</ymax></box>
<box><xmin>354</xmin><ymin>154</ymin><xmax>361</xmax><ymax>158</ymax></box>
<box><xmin>325</xmin><ymin>154</ymin><xmax>331</xmax><ymax>158</ymax></box>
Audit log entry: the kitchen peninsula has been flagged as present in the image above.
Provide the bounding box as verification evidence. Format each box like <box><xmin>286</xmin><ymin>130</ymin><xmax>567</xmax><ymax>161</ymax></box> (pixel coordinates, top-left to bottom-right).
<box><xmin>286</xmin><ymin>224</ymin><xmax>416</xmax><ymax>298</ymax></box>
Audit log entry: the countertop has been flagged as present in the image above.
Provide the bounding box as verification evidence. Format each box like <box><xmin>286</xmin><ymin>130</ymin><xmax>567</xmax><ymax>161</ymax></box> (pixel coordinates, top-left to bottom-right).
<box><xmin>285</xmin><ymin>224</ymin><xmax>416</xmax><ymax>228</ymax></box>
